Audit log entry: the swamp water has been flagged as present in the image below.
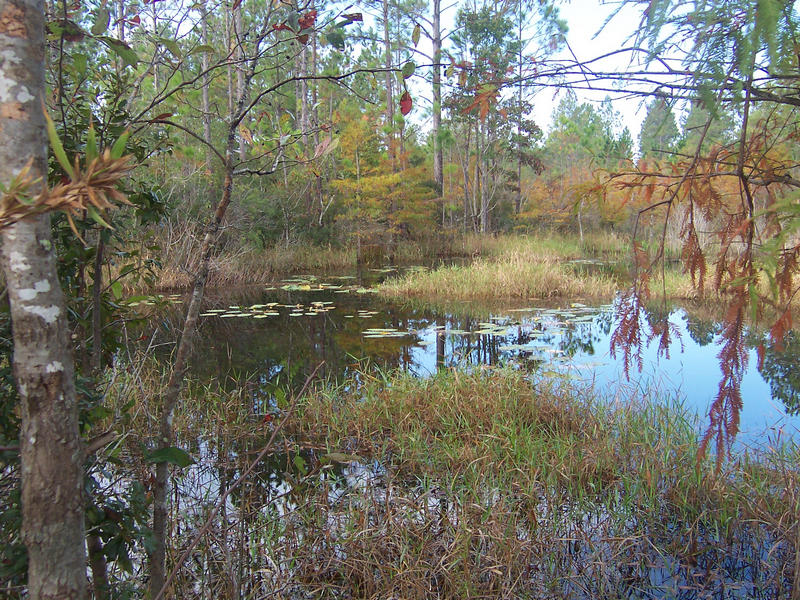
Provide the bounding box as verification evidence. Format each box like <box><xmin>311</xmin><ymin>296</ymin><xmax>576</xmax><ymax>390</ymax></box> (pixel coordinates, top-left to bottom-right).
<box><xmin>133</xmin><ymin>267</ymin><xmax>798</xmax><ymax>599</ymax></box>
<box><xmin>148</xmin><ymin>267</ymin><xmax>799</xmax><ymax>443</ymax></box>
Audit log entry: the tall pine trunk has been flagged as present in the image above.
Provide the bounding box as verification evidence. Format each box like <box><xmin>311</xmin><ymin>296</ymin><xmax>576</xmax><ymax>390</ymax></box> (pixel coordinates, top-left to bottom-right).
<box><xmin>382</xmin><ymin>0</ymin><xmax>395</xmax><ymax>172</ymax></box>
<box><xmin>432</xmin><ymin>0</ymin><xmax>443</xmax><ymax>196</ymax></box>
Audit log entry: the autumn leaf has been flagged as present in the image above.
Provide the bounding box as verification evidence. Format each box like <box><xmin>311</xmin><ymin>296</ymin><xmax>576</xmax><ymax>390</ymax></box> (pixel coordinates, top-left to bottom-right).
<box><xmin>298</xmin><ymin>10</ymin><xmax>317</xmax><ymax>30</ymax></box>
<box><xmin>239</xmin><ymin>125</ymin><xmax>253</xmax><ymax>144</ymax></box>
<box><xmin>399</xmin><ymin>91</ymin><xmax>412</xmax><ymax>116</ymax></box>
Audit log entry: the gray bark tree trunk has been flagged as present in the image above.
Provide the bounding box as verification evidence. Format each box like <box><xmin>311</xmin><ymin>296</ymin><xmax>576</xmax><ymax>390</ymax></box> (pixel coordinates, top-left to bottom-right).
<box><xmin>382</xmin><ymin>0</ymin><xmax>395</xmax><ymax>172</ymax></box>
<box><xmin>431</xmin><ymin>0</ymin><xmax>442</xmax><ymax>195</ymax></box>
<box><xmin>0</xmin><ymin>1</ymin><xmax>87</xmax><ymax>597</ymax></box>
<box><xmin>201</xmin><ymin>1</ymin><xmax>213</xmax><ymax>169</ymax></box>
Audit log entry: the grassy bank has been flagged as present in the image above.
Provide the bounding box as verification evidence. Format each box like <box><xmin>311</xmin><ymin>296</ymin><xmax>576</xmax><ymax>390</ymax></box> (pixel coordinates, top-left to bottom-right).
<box><xmin>145</xmin><ymin>230</ymin><xmax>642</xmax><ymax>291</ymax></box>
<box><xmin>105</xmin><ymin>363</ymin><xmax>797</xmax><ymax>598</ymax></box>
<box><xmin>285</xmin><ymin>368</ymin><xmax>796</xmax><ymax>598</ymax></box>
<box><xmin>380</xmin><ymin>243</ymin><xmax>622</xmax><ymax>300</ymax></box>
<box><xmin>379</xmin><ymin>233</ymin><xmax>707</xmax><ymax>302</ymax></box>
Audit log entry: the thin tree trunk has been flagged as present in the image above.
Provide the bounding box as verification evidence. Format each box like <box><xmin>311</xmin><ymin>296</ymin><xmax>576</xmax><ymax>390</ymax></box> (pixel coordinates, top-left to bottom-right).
<box><xmin>515</xmin><ymin>0</ymin><xmax>523</xmax><ymax>214</ymax></box>
<box><xmin>461</xmin><ymin>126</ymin><xmax>471</xmax><ymax>231</ymax></box>
<box><xmin>432</xmin><ymin>0</ymin><xmax>442</xmax><ymax>199</ymax></box>
<box><xmin>300</xmin><ymin>45</ymin><xmax>308</xmax><ymax>148</ymax></box>
<box><xmin>201</xmin><ymin>2</ymin><xmax>213</xmax><ymax>169</ymax></box>
<box><xmin>0</xmin><ymin>3</ymin><xmax>87</xmax><ymax>598</ymax></box>
<box><xmin>234</xmin><ymin>2</ymin><xmax>245</xmax><ymax>162</ymax></box>
<box><xmin>148</xmin><ymin>145</ymin><xmax>237</xmax><ymax>599</ymax></box>
<box><xmin>88</xmin><ymin>533</ymin><xmax>110</xmax><ymax>600</ymax></box>
<box><xmin>382</xmin><ymin>0</ymin><xmax>395</xmax><ymax>172</ymax></box>
<box><xmin>116</xmin><ymin>0</ymin><xmax>125</xmax><ymax>40</ymax></box>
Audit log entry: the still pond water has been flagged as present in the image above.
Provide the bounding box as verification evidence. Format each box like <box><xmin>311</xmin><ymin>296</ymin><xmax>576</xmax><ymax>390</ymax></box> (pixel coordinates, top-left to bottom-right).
<box><xmin>148</xmin><ymin>266</ymin><xmax>800</xmax><ymax>445</ymax></box>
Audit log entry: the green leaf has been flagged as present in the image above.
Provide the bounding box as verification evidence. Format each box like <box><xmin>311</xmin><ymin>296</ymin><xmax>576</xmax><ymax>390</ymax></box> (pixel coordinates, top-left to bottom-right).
<box><xmin>72</xmin><ymin>53</ymin><xmax>88</xmax><ymax>77</ymax></box>
<box><xmin>145</xmin><ymin>447</ymin><xmax>195</xmax><ymax>468</ymax></box>
<box><xmin>274</xmin><ymin>387</ymin><xmax>288</xmax><ymax>409</ymax></box>
<box><xmin>159</xmin><ymin>37</ymin><xmax>182</xmax><ymax>59</ymax></box>
<box><xmin>326</xmin><ymin>30</ymin><xmax>345</xmax><ymax>50</ymax></box>
<box><xmin>99</xmin><ymin>37</ymin><xmax>138</xmax><ymax>66</ymax></box>
<box><xmin>44</xmin><ymin>108</ymin><xmax>75</xmax><ymax>178</ymax></box>
<box><xmin>292</xmin><ymin>454</ymin><xmax>307</xmax><ymax>475</ymax></box>
<box><xmin>86</xmin><ymin>121</ymin><xmax>98</xmax><ymax>164</ymax></box>
<box><xmin>287</xmin><ymin>12</ymin><xmax>299</xmax><ymax>31</ymax></box>
<box><xmin>321</xmin><ymin>452</ymin><xmax>362</xmax><ymax>464</ymax></box>
<box><xmin>412</xmin><ymin>23</ymin><xmax>421</xmax><ymax>46</ymax></box>
<box><xmin>91</xmin><ymin>7</ymin><xmax>110</xmax><ymax>36</ymax></box>
<box><xmin>402</xmin><ymin>60</ymin><xmax>416</xmax><ymax>79</ymax></box>
<box><xmin>748</xmin><ymin>283</ymin><xmax>759</xmax><ymax>322</ymax></box>
<box><xmin>87</xmin><ymin>205</ymin><xmax>113</xmax><ymax>229</ymax></box>
<box><xmin>110</xmin><ymin>130</ymin><xmax>130</xmax><ymax>160</ymax></box>
<box><xmin>111</xmin><ymin>280</ymin><xmax>123</xmax><ymax>300</ymax></box>
<box><xmin>189</xmin><ymin>44</ymin><xmax>215</xmax><ymax>56</ymax></box>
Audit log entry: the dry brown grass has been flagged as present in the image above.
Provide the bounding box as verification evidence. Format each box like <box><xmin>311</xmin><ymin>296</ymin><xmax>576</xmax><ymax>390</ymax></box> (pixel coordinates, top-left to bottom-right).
<box><xmin>380</xmin><ymin>249</ymin><xmax>620</xmax><ymax>301</ymax></box>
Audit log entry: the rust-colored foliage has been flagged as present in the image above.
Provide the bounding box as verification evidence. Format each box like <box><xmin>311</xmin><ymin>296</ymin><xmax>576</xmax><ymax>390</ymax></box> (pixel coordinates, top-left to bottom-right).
<box><xmin>611</xmin><ymin>111</ymin><xmax>800</xmax><ymax>465</ymax></box>
<box><xmin>0</xmin><ymin>150</ymin><xmax>134</xmax><ymax>235</ymax></box>
<box><xmin>698</xmin><ymin>295</ymin><xmax>747</xmax><ymax>470</ymax></box>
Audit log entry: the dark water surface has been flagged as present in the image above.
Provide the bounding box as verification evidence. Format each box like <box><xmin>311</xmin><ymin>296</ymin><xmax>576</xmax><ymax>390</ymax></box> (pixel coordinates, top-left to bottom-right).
<box><xmin>146</xmin><ymin>267</ymin><xmax>799</xmax><ymax>445</ymax></box>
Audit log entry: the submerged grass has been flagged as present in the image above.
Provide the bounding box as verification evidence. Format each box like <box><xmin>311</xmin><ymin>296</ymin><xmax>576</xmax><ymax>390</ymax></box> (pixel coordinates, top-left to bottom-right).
<box><xmin>283</xmin><ymin>368</ymin><xmax>798</xmax><ymax>598</ymax></box>
<box><xmin>103</xmin><ymin>357</ymin><xmax>798</xmax><ymax>598</ymax></box>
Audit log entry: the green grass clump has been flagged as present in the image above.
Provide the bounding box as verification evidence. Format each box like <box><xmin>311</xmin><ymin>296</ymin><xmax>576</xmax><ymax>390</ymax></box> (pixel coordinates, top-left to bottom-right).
<box><xmin>284</xmin><ymin>368</ymin><xmax>797</xmax><ymax>598</ymax></box>
<box><xmin>380</xmin><ymin>247</ymin><xmax>620</xmax><ymax>300</ymax></box>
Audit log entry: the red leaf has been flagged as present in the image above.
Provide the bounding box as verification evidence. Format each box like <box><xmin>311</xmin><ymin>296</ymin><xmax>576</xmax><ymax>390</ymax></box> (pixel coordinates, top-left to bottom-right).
<box><xmin>130</xmin><ymin>15</ymin><xmax>140</xmax><ymax>24</ymax></box>
<box><xmin>297</xmin><ymin>33</ymin><xmax>309</xmax><ymax>44</ymax></box>
<box><xmin>272</xmin><ymin>22</ymin><xmax>291</xmax><ymax>31</ymax></box>
<box><xmin>298</xmin><ymin>9</ymin><xmax>317</xmax><ymax>30</ymax></box>
<box><xmin>151</xmin><ymin>112</ymin><xmax>173</xmax><ymax>121</ymax></box>
<box><xmin>399</xmin><ymin>91</ymin><xmax>412</xmax><ymax>116</ymax></box>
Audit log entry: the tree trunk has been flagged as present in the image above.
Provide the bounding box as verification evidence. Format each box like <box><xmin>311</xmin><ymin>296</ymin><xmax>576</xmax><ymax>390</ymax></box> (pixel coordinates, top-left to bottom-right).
<box><xmin>515</xmin><ymin>0</ymin><xmax>523</xmax><ymax>214</ymax></box>
<box><xmin>88</xmin><ymin>533</ymin><xmax>110</xmax><ymax>600</ymax></box>
<box><xmin>0</xmin><ymin>3</ymin><xmax>87</xmax><ymax>598</ymax></box>
<box><xmin>201</xmin><ymin>1</ymin><xmax>213</xmax><ymax>169</ymax></box>
<box><xmin>382</xmin><ymin>0</ymin><xmax>395</xmax><ymax>172</ymax></box>
<box><xmin>148</xmin><ymin>94</ymin><xmax>243</xmax><ymax>600</ymax></box>
<box><xmin>432</xmin><ymin>0</ymin><xmax>442</xmax><ymax>196</ymax></box>
<box><xmin>234</xmin><ymin>2</ymin><xmax>246</xmax><ymax>162</ymax></box>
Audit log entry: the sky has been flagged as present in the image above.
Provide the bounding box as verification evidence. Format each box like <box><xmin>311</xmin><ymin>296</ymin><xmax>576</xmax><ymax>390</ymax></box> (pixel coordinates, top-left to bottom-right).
<box><xmin>399</xmin><ymin>0</ymin><xmax>659</xmax><ymax>146</ymax></box>
<box><xmin>534</xmin><ymin>0</ymin><xmax>650</xmax><ymax>136</ymax></box>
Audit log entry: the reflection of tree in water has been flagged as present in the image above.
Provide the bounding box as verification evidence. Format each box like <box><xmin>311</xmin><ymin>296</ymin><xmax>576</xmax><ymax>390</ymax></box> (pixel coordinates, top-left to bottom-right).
<box><xmin>559</xmin><ymin>323</ymin><xmax>599</xmax><ymax>357</ymax></box>
<box><xmin>683</xmin><ymin>313</ymin><xmax>720</xmax><ymax>347</ymax></box>
<box><xmin>758</xmin><ymin>331</ymin><xmax>800</xmax><ymax>415</ymax></box>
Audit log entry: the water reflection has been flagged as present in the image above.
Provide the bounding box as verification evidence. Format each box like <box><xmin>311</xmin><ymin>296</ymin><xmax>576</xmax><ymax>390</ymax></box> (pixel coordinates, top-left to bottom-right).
<box><xmin>759</xmin><ymin>331</ymin><xmax>800</xmax><ymax>416</ymax></box>
<box><xmin>143</xmin><ymin>275</ymin><xmax>799</xmax><ymax>442</ymax></box>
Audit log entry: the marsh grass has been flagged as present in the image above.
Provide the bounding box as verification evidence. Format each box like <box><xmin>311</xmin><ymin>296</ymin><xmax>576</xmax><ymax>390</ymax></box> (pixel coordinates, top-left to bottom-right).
<box><xmin>103</xmin><ymin>358</ymin><xmax>798</xmax><ymax>599</ymax></box>
<box><xmin>143</xmin><ymin>230</ymin><xmax>641</xmax><ymax>291</ymax></box>
<box><xmin>285</xmin><ymin>368</ymin><xmax>798</xmax><ymax>598</ymax></box>
<box><xmin>151</xmin><ymin>244</ymin><xmax>358</xmax><ymax>289</ymax></box>
<box><xmin>380</xmin><ymin>248</ymin><xmax>621</xmax><ymax>300</ymax></box>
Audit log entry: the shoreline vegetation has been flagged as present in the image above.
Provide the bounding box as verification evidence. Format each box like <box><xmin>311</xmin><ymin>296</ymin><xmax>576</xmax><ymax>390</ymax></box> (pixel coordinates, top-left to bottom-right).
<box><xmin>112</xmin><ymin>364</ymin><xmax>797</xmax><ymax>598</ymax></box>
<box><xmin>148</xmin><ymin>231</ymin><xmax>699</xmax><ymax>297</ymax></box>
